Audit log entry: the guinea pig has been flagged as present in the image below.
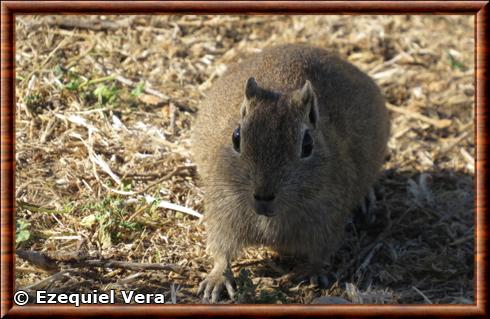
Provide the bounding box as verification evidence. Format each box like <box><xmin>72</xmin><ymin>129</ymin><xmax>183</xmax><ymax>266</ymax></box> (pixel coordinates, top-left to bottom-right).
<box><xmin>191</xmin><ymin>44</ymin><xmax>390</xmax><ymax>303</ymax></box>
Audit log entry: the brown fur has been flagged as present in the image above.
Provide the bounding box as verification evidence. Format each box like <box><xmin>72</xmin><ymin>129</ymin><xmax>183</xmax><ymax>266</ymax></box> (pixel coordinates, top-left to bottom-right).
<box><xmin>191</xmin><ymin>44</ymin><xmax>390</xmax><ymax>302</ymax></box>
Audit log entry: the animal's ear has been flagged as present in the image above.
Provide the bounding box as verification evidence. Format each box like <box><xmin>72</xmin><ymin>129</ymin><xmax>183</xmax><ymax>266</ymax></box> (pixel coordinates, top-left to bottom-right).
<box><xmin>241</xmin><ymin>77</ymin><xmax>258</xmax><ymax>118</ymax></box>
<box><xmin>299</xmin><ymin>80</ymin><xmax>319</xmax><ymax>129</ymax></box>
<box><xmin>245</xmin><ymin>77</ymin><xmax>258</xmax><ymax>100</ymax></box>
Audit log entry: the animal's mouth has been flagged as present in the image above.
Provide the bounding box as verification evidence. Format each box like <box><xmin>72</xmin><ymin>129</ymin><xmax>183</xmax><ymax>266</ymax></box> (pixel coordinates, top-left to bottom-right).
<box><xmin>253</xmin><ymin>199</ymin><xmax>277</xmax><ymax>217</ymax></box>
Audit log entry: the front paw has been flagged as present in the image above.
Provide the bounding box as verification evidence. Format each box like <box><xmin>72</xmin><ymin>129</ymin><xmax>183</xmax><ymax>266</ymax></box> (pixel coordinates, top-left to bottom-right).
<box><xmin>197</xmin><ymin>269</ymin><xmax>236</xmax><ymax>303</ymax></box>
<box><xmin>308</xmin><ymin>271</ymin><xmax>330</xmax><ymax>288</ymax></box>
<box><xmin>288</xmin><ymin>268</ymin><xmax>331</xmax><ymax>289</ymax></box>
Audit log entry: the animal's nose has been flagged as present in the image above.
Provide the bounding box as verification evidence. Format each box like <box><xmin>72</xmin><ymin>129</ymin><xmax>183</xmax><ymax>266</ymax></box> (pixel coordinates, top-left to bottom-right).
<box><xmin>253</xmin><ymin>192</ymin><xmax>276</xmax><ymax>217</ymax></box>
<box><xmin>253</xmin><ymin>193</ymin><xmax>276</xmax><ymax>202</ymax></box>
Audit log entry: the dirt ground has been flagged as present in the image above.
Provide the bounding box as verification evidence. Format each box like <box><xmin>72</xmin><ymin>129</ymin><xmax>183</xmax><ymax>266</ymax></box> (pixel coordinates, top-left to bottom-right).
<box><xmin>14</xmin><ymin>15</ymin><xmax>474</xmax><ymax>304</ymax></box>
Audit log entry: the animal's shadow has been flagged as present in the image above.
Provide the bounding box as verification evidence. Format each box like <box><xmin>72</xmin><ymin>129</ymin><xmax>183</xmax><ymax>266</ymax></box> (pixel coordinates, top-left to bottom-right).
<box><xmin>231</xmin><ymin>168</ymin><xmax>474</xmax><ymax>304</ymax></box>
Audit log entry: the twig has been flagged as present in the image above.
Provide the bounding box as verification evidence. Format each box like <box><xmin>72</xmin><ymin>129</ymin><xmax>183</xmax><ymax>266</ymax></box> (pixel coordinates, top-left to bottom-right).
<box><xmin>134</xmin><ymin>165</ymin><xmax>191</xmax><ymax>195</ymax></box>
<box><xmin>114</xmin><ymin>73</ymin><xmax>170</xmax><ymax>102</ymax></box>
<box><xmin>126</xmin><ymin>204</ymin><xmax>148</xmax><ymax>222</ymax></box>
<box><xmin>17</xmin><ymin>249</ymin><xmax>61</xmax><ymax>272</ymax></box>
<box><xmin>22</xmin><ymin>270</ymin><xmax>71</xmax><ymax>290</ymax></box>
<box><xmin>49</xmin><ymin>235</ymin><xmax>83</xmax><ymax>241</ymax></box>
<box><xmin>153</xmin><ymin>200</ymin><xmax>203</xmax><ymax>219</ymax></box>
<box><xmin>386</xmin><ymin>103</ymin><xmax>452</xmax><ymax>129</ymax></box>
<box><xmin>449</xmin><ymin>233</ymin><xmax>474</xmax><ymax>247</ymax></box>
<box><xmin>169</xmin><ymin>102</ymin><xmax>177</xmax><ymax>135</ymax></box>
<box><xmin>78</xmin><ymin>75</ymin><xmax>116</xmax><ymax>89</ymax></box>
<box><xmin>43</xmin><ymin>16</ymin><xmax>134</xmax><ymax>31</ymax></box>
<box><xmin>368</xmin><ymin>50</ymin><xmax>413</xmax><ymax>75</ymax></box>
<box><xmin>69</xmin><ymin>132</ymin><xmax>122</xmax><ymax>187</ymax></box>
<box><xmin>101</xmin><ymin>183</ymin><xmax>136</xmax><ymax>196</ymax></box>
<box><xmin>40</xmin><ymin>116</ymin><xmax>57</xmax><ymax>143</ymax></box>
<box><xmin>66</xmin><ymin>42</ymin><xmax>97</xmax><ymax>69</ymax></box>
<box><xmin>88</xmin><ymin>152</ymin><xmax>122</xmax><ymax>186</ymax></box>
<box><xmin>80</xmin><ymin>260</ymin><xmax>184</xmax><ymax>274</ymax></box>
<box><xmin>17</xmin><ymin>200</ymin><xmax>64</xmax><ymax>215</ymax></box>
<box><xmin>117</xmin><ymin>272</ymin><xmax>143</xmax><ymax>285</ymax></box>
<box><xmin>16</xmin><ymin>249</ymin><xmax>186</xmax><ymax>275</ymax></box>
<box><xmin>438</xmin><ymin>130</ymin><xmax>471</xmax><ymax>158</ymax></box>
<box><xmin>356</xmin><ymin>242</ymin><xmax>383</xmax><ymax>273</ymax></box>
<box><xmin>412</xmin><ymin>286</ymin><xmax>433</xmax><ymax>304</ymax></box>
<box><xmin>460</xmin><ymin>148</ymin><xmax>475</xmax><ymax>173</ymax></box>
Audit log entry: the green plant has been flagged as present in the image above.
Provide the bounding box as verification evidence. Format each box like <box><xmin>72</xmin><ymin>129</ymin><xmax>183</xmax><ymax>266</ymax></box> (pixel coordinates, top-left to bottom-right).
<box><xmin>65</xmin><ymin>76</ymin><xmax>82</xmax><ymax>91</ymax></box>
<box><xmin>16</xmin><ymin>219</ymin><xmax>31</xmax><ymax>245</ymax></box>
<box><xmin>131</xmin><ymin>81</ymin><xmax>145</xmax><ymax>97</ymax></box>
<box><xmin>447</xmin><ymin>51</ymin><xmax>466</xmax><ymax>71</ymax></box>
<box><xmin>80</xmin><ymin>197</ymin><xmax>142</xmax><ymax>249</ymax></box>
<box><xmin>93</xmin><ymin>83</ymin><xmax>119</xmax><ymax>105</ymax></box>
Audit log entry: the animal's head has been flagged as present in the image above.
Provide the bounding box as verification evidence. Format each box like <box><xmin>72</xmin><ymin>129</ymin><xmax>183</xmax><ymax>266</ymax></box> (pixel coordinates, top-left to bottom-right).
<box><xmin>228</xmin><ymin>77</ymin><xmax>326</xmax><ymax>217</ymax></box>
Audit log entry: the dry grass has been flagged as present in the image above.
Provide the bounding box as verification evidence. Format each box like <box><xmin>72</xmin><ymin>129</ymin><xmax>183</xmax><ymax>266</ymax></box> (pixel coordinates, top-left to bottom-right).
<box><xmin>15</xmin><ymin>15</ymin><xmax>474</xmax><ymax>304</ymax></box>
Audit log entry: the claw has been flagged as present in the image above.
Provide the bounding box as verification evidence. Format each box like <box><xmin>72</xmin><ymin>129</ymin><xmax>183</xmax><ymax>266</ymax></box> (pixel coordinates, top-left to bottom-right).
<box><xmin>197</xmin><ymin>279</ymin><xmax>207</xmax><ymax>295</ymax></box>
<box><xmin>211</xmin><ymin>283</ymin><xmax>223</xmax><ymax>303</ymax></box>
<box><xmin>353</xmin><ymin>187</ymin><xmax>378</xmax><ymax>228</ymax></box>
<box><xmin>291</xmin><ymin>268</ymin><xmax>331</xmax><ymax>289</ymax></box>
<box><xmin>197</xmin><ymin>271</ymin><xmax>236</xmax><ymax>303</ymax></box>
<box><xmin>361</xmin><ymin>188</ymin><xmax>377</xmax><ymax>223</ymax></box>
<box><xmin>204</xmin><ymin>279</ymin><xmax>214</xmax><ymax>303</ymax></box>
<box><xmin>225</xmin><ymin>279</ymin><xmax>236</xmax><ymax>300</ymax></box>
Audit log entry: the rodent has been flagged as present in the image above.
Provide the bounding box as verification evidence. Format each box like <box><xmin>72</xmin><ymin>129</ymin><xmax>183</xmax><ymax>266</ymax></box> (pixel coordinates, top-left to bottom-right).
<box><xmin>191</xmin><ymin>44</ymin><xmax>390</xmax><ymax>303</ymax></box>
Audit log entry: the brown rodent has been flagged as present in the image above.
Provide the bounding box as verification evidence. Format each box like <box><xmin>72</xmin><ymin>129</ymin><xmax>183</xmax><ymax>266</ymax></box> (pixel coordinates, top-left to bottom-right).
<box><xmin>191</xmin><ymin>44</ymin><xmax>390</xmax><ymax>303</ymax></box>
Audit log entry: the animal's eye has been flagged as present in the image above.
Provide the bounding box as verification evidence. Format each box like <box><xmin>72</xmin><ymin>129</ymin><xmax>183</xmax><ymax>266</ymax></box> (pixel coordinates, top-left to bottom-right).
<box><xmin>232</xmin><ymin>126</ymin><xmax>241</xmax><ymax>153</ymax></box>
<box><xmin>301</xmin><ymin>130</ymin><xmax>313</xmax><ymax>158</ymax></box>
